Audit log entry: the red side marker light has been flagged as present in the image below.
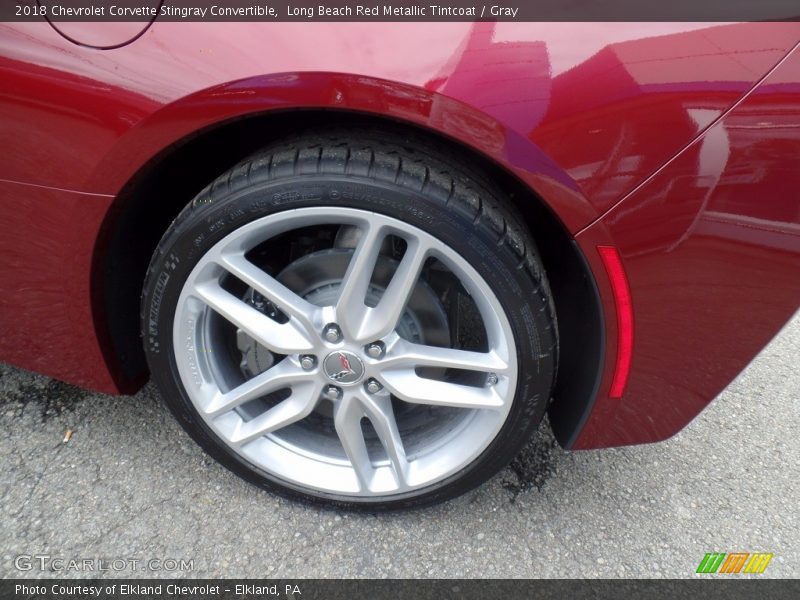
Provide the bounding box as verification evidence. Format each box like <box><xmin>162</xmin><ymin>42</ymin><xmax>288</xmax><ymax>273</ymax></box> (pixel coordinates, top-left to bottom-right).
<box><xmin>597</xmin><ymin>246</ymin><xmax>634</xmax><ymax>399</ymax></box>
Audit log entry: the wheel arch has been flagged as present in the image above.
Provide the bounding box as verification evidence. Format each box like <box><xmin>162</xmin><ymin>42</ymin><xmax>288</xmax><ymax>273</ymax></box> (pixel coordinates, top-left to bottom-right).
<box><xmin>93</xmin><ymin>74</ymin><xmax>605</xmax><ymax>447</ymax></box>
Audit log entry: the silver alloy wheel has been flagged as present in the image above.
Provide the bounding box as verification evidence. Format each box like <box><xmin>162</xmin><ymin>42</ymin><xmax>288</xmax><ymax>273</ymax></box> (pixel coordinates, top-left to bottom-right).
<box><xmin>173</xmin><ymin>207</ymin><xmax>517</xmax><ymax>497</ymax></box>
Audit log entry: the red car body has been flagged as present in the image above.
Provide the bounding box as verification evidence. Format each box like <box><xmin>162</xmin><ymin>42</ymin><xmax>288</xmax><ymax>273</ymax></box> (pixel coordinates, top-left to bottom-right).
<box><xmin>1</xmin><ymin>21</ymin><xmax>799</xmax><ymax>450</ymax></box>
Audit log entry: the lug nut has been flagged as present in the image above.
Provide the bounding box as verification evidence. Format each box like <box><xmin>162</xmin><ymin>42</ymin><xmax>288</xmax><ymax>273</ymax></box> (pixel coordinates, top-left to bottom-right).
<box><xmin>365</xmin><ymin>341</ymin><xmax>385</xmax><ymax>359</ymax></box>
<box><xmin>323</xmin><ymin>385</ymin><xmax>342</xmax><ymax>401</ymax></box>
<box><xmin>323</xmin><ymin>323</ymin><xmax>342</xmax><ymax>343</ymax></box>
<box><xmin>365</xmin><ymin>378</ymin><xmax>383</xmax><ymax>394</ymax></box>
<box><xmin>300</xmin><ymin>355</ymin><xmax>316</xmax><ymax>370</ymax></box>
<box><xmin>486</xmin><ymin>373</ymin><xmax>498</xmax><ymax>386</ymax></box>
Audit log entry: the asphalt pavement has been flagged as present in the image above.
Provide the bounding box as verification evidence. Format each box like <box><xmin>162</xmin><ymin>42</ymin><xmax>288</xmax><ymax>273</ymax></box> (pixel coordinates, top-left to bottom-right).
<box><xmin>1</xmin><ymin>312</ymin><xmax>798</xmax><ymax>579</ymax></box>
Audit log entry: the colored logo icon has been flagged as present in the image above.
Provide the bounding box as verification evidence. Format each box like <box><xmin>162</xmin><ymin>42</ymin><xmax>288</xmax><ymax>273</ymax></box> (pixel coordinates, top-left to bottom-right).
<box><xmin>323</xmin><ymin>351</ymin><xmax>364</xmax><ymax>385</ymax></box>
<box><xmin>696</xmin><ymin>552</ymin><xmax>773</xmax><ymax>574</ymax></box>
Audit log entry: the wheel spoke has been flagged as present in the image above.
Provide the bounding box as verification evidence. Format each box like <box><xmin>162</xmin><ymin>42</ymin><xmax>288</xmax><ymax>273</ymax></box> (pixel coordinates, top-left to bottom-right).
<box><xmin>204</xmin><ymin>359</ymin><xmax>309</xmax><ymax>418</ymax></box>
<box><xmin>216</xmin><ymin>252</ymin><xmax>319</xmax><ymax>334</ymax></box>
<box><xmin>333</xmin><ymin>394</ymin><xmax>373</xmax><ymax>491</ymax></box>
<box><xmin>380</xmin><ymin>370</ymin><xmax>505</xmax><ymax>410</ymax></box>
<box><xmin>360</xmin><ymin>393</ymin><xmax>409</xmax><ymax>489</ymax></box>
<box><xmin>229</xmin><ymin>380</ymin><xmax>324</xmax><ymax>446</ymax></box>
<box><xmin>192</xmin><ymin>279</ymin><xmax>314</xmax><ymax>354</ymax></box>
<box><xmin>335</xmin><ymin>222</ymin><xmax>385</xmax><ymax>341</ymax></box>
<box><xmin>358</xmin><ymin>237</ymin><xmax>429</xmax><ymax>342</ymax></box>
<box><xmin>378</xmin><ymin>339</ymin><xmax>509</xmax><ymax>374</ymax></box>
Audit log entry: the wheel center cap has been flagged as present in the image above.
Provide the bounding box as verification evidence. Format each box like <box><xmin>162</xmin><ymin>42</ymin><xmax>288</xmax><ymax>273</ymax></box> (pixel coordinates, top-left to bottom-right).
<box><xmin>322</xmin><ymin>350</ymin><xmax>365</xmax><ymax>385</ymax></box>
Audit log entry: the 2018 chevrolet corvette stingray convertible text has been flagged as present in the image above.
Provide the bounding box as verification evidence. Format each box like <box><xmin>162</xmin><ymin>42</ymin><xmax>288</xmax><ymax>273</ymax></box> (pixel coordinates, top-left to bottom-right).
<box><xmin>1</xmin><ymin>20</ymin><xmax>799</xmax><ymax>508</ymax></box>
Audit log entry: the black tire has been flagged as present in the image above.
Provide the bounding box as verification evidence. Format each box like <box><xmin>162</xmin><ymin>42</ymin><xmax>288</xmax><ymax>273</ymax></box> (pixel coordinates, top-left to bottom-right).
<box><xmin>141</xmin><ymin>128</ymin><xmax>558</xmax><ymax>510</ymax></box>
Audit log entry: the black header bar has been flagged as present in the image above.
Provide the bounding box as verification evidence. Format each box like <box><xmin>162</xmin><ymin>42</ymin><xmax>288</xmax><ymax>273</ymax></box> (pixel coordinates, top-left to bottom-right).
<box><xmin>5</xmin><ymin>0</ymin><xmax>800</xmax><ymax>22</ymax></box>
